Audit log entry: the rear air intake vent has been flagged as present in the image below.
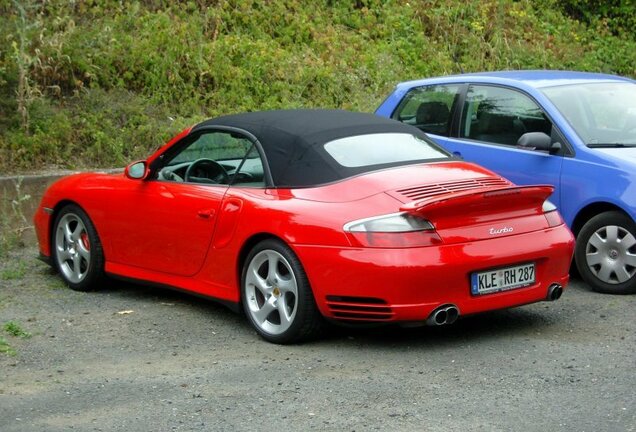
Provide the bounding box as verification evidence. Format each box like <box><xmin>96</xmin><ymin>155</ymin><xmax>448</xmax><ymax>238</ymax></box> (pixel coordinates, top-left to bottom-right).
<box><xmin>325</xmin><ymin>296</ymin><xmax>394</xmax><ymax>321</ymax></box>
<box><xmin>390</xmin><ymin>177</ymin><xmax>511</xmax><ymax>202</ymax></box>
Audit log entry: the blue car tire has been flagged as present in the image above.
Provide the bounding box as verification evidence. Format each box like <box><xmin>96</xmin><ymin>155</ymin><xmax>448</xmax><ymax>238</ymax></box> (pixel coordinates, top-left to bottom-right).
<box><xmin>575</xmin><ymin>211</ymin><xmax>636</xmax><ymax>294</ymax></box>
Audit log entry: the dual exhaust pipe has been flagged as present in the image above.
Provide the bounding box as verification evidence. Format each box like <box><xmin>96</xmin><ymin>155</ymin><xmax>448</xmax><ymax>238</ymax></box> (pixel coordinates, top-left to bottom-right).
<box><xmin>426</xmin><ymin>305</ymin><xmax>459</xmax><ymax>326</ymax></box>
<box><xmin>426</xmin><ymin>283</ymin><xmax>563</xmax><ymax>326</ymax></box>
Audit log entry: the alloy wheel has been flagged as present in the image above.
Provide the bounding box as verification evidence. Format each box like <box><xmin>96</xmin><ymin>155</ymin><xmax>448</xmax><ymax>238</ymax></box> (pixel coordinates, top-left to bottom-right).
<box><xmin>244</xmin><ymin>249</ymin><xmax>298</xmax><ymax>335</ymax></box>
<box><xmin>55</xmin><ymin>213</ymin><xmax>91</xmax><ymax>284</ymax></box>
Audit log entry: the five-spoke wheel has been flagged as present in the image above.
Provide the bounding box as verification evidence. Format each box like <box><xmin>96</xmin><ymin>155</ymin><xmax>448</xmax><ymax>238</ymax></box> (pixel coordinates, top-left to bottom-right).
<box><xmin>241</xmin><ymin>239</ymin><xmax>324</xmax><ymax>343</ymax></box>
<box><xmin>244</xmin><ymin>249</ymin><xmax>298</xmax><ymax>335</ymax></box>
<box><xmin>52</xmin><ymin>204</ymin><xmax>105</xmax><ymax>291</ymax></box>
<box><xmin>575</xmin><ymin>211</ymin><xmax>636</xmax><ymax>294</ymax></box>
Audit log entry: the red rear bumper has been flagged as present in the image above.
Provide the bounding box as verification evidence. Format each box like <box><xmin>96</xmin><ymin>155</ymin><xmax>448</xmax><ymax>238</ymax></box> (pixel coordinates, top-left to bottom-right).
<box><xmin>295</xmin><ymin>225</ymin><xmax>574</xmax><ymax>322</ymax></box>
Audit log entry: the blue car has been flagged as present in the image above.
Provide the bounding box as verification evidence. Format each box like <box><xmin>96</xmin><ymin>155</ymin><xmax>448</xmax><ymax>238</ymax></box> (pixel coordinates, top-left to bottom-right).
<box><xmin>377</xmin><ymin>71</ymin><xmax>636</xmax><ymax>294</ymax></box>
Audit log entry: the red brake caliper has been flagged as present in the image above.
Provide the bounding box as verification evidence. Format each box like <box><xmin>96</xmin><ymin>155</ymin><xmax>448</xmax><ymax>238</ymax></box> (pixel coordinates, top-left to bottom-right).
<box><xmin>80</xmin><ymin>232</ymin><xmax>90</xmax><ymax>250</ymax></box>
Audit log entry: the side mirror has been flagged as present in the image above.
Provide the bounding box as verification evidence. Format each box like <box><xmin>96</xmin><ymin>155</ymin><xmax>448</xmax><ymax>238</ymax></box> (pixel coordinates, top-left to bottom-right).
<box><xmin>125</xmin><ymin>161</ymin><xmax>148</xmax><ymax>180</ymax></box>
<box><xmin>517</xmin><ymin>132</ymin><xmax>561</xmax><ymax>154</ymax></box>
<box><xmin>517</xmin><ymin>132</ymin><xmax>550</xmax><ymax>150</ymax></box>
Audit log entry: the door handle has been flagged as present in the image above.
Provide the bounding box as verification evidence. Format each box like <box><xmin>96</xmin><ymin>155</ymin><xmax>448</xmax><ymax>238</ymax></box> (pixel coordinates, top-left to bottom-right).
<box><xmin>197</xmin><ymin>209</ymin><xmax>215</xmax><ymax>219</ymax></box>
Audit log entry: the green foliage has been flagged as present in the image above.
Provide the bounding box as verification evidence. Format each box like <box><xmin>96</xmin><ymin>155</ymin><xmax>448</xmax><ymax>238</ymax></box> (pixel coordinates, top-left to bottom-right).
<box><xmin>0</xmin><ymin>320</ymin><xmax>31</xmax><ymax>356</ymax></box>
<box><xmin>3</xmin><ymin>320</ymin><xmax>31</xmax><ymax>338</ymax></box>
<box><xmin>0</xmin><ymin>260</ymin><xmax>26</xmax><ymax>280</ymax></box>
<box><xmin>0</xmin><ymin>0</ymin><xmax>635</xmax><ymax>173</ymax></box>
<box><xmin>556</xmin><ymin>0</ymin><xmax>635</xmax><ymax>39</ymax></box>
<box><xmin>0</xmin><ymin>336</ymin><xmax>16</xmax><ymax>356</ymax></box>
<box><xmin>0</xmin><ymin>178</ymin><xmax>31</xmax><ymax>257</ymax></box>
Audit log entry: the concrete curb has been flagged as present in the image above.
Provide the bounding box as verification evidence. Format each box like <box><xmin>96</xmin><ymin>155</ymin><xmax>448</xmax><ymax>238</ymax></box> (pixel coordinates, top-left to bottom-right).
<box><xmin>0</xmin><ymin>168</ymin><xmax>123</xmax><ymax>184</ymax></box>
<box><xmin>1</xmin><ymin>168</ymin><xmax>123</xmax><ymax>245</ymax></box>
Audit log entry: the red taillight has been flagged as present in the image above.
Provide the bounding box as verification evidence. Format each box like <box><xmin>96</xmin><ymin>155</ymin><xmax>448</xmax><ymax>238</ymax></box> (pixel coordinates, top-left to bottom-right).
<box><xmin>346</xmin><ymin>231</ymin><xmax>442</xmax><ymax>248</ymax></box>
<box><xmin>545</xmin><ymin>210</ymin><xmax>564</xmax><ymax>227</ymax></box>
<box><xmin>542</xmin><ymin>200</ymin><xmax>563</xmax><ymax>227</ymax></box>
<box><xmin>344</xmin><ymin>211</ymin><xmax>442</xmax><ymax>248</ymax></box>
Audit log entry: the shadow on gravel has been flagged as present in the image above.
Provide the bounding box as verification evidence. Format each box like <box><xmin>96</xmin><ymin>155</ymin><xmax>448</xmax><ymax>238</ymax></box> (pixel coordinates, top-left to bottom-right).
<box><xmin>322</xmin><ymin>306</ymin><xmax>559</xmax><ymax>349</ymax></box>
<box><xmin>95</xmin><ymin>278</ymin><xmax>241</xmax><ymax>319</ymax></box>
<box><xmin>93</xmin><ymin>277</ymin><xmax>559</xmax><ymax>347</ymax></box>
<box><xmin>37</xmin><ymin>261</ymin><xmax>569</xmax><ymax>348</ymax></box>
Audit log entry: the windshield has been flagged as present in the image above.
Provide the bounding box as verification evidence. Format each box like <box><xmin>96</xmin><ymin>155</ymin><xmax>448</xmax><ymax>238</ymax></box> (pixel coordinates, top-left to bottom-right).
<box><xmin>541</xmin><ymin>82</ymin><xmax>636</xmax><ymax>147</ymax></box>
<box><xmin>324</xmin><ymin>133</ymin><xmax>449</xmax><ymax>168</ymax></box>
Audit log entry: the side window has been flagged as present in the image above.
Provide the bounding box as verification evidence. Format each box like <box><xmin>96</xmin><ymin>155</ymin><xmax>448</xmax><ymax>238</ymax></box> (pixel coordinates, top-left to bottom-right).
<box><xmin>233</xmin><ymin>144</ymin><xmax>266</xmax><ymax>187</ymax></box>
<box><xmin>157</xmin><ymin>131</ymin><xmax>265</xmax><ymax>187</ymax></box>
<box><xmin>392</xmin><ymin>85</ymin><xmax>460</xmax><ymax>137</ymax></box>
<box><xmin>461</xmin><ymin>85</ymin><xmax>552</xmax><ymax>147</ymax></box>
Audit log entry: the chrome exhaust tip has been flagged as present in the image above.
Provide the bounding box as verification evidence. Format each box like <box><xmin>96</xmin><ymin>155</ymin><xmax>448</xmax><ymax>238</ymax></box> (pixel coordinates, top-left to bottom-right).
<box><xmin>547</xmin><ymin>284</ymin><xmax>563</xmax><ymax>301</ymax></box>
<box><xmin>445</xmin><ymin>306</ymin><xmax>459</xmax><ymax>324</ymax></box>
<box><xmin>426</xmin><ymin>305</ymin><xmax>460</xmax><ymax>326</ymax></box>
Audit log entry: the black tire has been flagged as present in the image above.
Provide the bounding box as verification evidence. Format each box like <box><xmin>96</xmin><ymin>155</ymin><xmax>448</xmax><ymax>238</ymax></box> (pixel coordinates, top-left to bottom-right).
<box><xmin>574</xmin><ymin>211</ymin><xmax>636</xmax><ymax>294</ymax></box>
<box><xmin>241</xmin><ymin>239</ymin><xmax>325</xmax><ymax>344</ymax></box>
<box><xmin>51</xmin><ymin>204</ymin><xmax>106</xmax><ymax>291</ymax></box>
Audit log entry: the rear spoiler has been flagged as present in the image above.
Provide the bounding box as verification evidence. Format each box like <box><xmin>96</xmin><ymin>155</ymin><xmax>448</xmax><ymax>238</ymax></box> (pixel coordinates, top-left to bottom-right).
<box><xmin>400</xmin><ymin>185</ymin><xmax>554</xmax><ymax>215</ymax></box>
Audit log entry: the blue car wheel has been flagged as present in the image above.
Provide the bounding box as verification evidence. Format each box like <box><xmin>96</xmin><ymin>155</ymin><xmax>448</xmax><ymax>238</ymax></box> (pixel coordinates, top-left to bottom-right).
<box><xmin>575</xmin><ymin>211</ymin><xmax>636</xmax><ymax>294</ymax></box>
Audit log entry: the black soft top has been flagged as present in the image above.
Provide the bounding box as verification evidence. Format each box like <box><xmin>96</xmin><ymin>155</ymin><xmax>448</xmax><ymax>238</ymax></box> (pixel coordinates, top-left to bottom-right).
<box><xmin>192</xmin><ymin>109</ymin><xmax>444</xmax><ymax>187</ymax></box>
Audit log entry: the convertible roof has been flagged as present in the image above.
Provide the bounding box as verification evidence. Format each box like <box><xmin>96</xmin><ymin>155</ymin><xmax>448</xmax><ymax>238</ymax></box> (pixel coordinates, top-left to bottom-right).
<box><xmin>192</xmin><ymin>109</ymin><xmax>437</xmax><ymax>187</ymax></box>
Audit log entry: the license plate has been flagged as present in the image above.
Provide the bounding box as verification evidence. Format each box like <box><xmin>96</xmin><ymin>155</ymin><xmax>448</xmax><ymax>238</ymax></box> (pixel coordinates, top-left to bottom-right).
<box><xmin>471</xmin><ymin>263</ymin><xmax>535</xmax><ymax>295</ymax></box>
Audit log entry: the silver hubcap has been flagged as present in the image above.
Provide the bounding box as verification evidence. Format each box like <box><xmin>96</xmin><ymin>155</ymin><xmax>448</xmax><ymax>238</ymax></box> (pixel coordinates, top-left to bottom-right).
<box><xmin>245</xmin><ymin>250</ymin><xmax>298</xmax><ymax>335</ymax></box>
<box><xmin>55</xmin><ymin>213</ymin><xmax>91</xmax><ymax>284</ymax></box>
<box><xmin>585</xmin><ymin>225</ymin><xmax>636</xmax><ymax>284</ymax></box>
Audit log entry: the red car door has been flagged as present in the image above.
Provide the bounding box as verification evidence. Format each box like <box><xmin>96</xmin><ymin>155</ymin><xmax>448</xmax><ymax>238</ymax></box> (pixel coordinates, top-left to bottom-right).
<box><xmin>106</xmin><ymin>180</ymin><xmax>226</xmax><ymax>277</ymax></box>
<box><xmin>102</xmin><ymin>129</ymin><xmax>263</xmax><ymax>277</ymax></box>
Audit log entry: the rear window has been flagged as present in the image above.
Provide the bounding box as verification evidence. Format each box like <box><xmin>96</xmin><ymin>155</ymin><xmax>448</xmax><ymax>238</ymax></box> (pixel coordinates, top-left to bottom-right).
<box><xmin>323</xmin><ymin>133</ymin><xmax>449</xmax><ymax>168</ymax></box>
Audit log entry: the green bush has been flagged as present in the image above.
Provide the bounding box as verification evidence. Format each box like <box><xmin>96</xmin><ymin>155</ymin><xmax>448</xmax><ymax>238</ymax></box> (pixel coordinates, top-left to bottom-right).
<box><xmin>556</xmin><ymin>0</ymin><xmax>635</xmax><ymax>38</ymax></box>
<box><xmin>0</xmin><ymin>0</ymin><xmax>634</xmax><ymax>173</ymax></box>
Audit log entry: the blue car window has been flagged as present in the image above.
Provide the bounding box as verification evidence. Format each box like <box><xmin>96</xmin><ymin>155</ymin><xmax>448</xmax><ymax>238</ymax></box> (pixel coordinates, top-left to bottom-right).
<box><xmin>542</xmin><ymin>82</ymin><xmax>636</xmax><ymax>146</ymax></box>
<box><xmin>392</xmin><ymin>85</ymin><xmax>460</xmax><ymax>137</ymax></box>
<box><xmin>461</xmin><ymin>85</ymin><xmax>552</xmax><ymax>147</ymax></box>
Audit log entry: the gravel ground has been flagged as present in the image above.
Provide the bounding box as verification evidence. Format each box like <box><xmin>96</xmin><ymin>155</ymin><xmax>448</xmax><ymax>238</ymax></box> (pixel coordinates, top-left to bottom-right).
<box><xmin>0</xmin><ymin>246</ymin><xmax>635</xmax><ymax>432</ymax></box>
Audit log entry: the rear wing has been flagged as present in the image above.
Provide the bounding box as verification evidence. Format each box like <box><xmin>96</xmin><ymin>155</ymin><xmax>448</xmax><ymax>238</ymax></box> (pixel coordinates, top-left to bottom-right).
<box><xmin>400</xmin><ymin>185</ymin><xmax>555</xmax><ymax>220</ymax></box>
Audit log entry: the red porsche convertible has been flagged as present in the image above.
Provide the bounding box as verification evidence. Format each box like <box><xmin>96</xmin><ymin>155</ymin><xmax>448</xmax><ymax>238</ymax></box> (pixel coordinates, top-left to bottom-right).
<box><xmin>34</xmin><ymin>110</ymin><xmax>574</xmax><ymax>343</ymax></box>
